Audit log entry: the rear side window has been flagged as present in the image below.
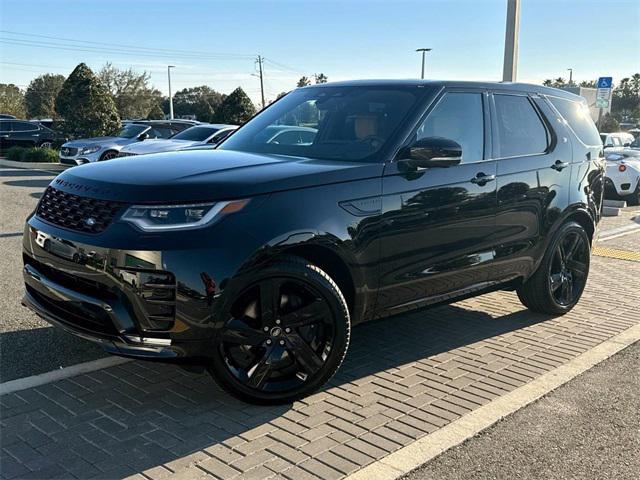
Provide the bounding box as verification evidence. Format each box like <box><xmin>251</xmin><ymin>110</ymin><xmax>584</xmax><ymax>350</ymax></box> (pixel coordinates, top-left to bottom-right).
<box><xmin>548</xmin><ymin>96</ymin><xmax>601</xmax><ymax>146</ymax></box>
<box><xmin>416</xmin><ymin>92</ymin><xmax>485</xmax><ymax>163</ymax></box>
<box><xmin>11</xmin><ymin>121</ymin><xmax>38</xmax><ymax>132</ymax></box>
<box><xmin>494</xmin><ymin>94</ymin><xmax>548</xmax><ymax>158</ymax></box>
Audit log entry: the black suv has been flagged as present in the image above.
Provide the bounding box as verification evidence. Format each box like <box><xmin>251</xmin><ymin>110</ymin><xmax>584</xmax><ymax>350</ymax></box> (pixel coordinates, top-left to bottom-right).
<box><xmin>22</xmin><ymin>81</ymin><xmax>604</xmax><ymax>403</ymax></box>
<box><xmin>0</xmin><ymin>119</ymin><xmax>63</xmax><ymax>151</ymax></box>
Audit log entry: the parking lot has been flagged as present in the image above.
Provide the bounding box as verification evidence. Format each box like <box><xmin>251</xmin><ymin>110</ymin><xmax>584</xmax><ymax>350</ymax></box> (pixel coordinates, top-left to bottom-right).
<box><xmin>1</xmin><ymin>166</ymin><xmax>640</xmax><ymax>480</ymax></box>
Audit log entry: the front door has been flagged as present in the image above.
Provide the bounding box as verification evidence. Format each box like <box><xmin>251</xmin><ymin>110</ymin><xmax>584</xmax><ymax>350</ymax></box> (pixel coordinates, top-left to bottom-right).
<box><xmin>376</xmin><ymin>90</ymin><xmax>498</xmax><ymax>315</ymax></box>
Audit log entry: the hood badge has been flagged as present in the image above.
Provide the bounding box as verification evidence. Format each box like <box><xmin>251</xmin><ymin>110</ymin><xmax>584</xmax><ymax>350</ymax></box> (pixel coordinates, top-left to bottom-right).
<box><xmin>85</xmin><ymin>218</ymin><xmax>97</xmax><ymax>227</ymax></box>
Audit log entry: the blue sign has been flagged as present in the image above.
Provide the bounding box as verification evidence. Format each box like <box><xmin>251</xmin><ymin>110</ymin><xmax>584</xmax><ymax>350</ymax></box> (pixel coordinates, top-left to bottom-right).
<box><xmin>597</xmin><ymin>77</ymin><xmax>612</xmax><ymax>89</ymax></box>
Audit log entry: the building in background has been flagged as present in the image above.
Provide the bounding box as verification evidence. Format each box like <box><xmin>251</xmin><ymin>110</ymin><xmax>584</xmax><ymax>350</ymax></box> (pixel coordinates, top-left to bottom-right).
<box><xmin>561</xmin><ymin>86</ymin><xmax>610</xmax><ymax>123</ymax></box>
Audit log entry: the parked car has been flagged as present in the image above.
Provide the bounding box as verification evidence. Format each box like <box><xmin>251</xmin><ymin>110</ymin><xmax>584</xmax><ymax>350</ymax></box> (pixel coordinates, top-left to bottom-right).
<box><xmin>604</xmin><ymin>152</ymin><xmax>640</xmax><ymax>205</ymax></box>
<box><xmin>0</xmin><ymin>119</ymin><xmax>63</xmax><ymax>151</ymax></box>
<box><xmin>601</xmin><ymin>131</ymin><xmax>635</xmax><ymax>153</ymax></box>
<box><xmin>0</xmin><ymin>113</ymin><xmax>16</xmax><ymax>119</ymax></box>
<box><xmin>58</xmin><ymin>120</ymin><xmax>198</xmax><ymax>165</ymax></box>
<box><xmin>22</xmin><ymin>80</ymin><xmax>603</xmax><ymax>404</ymax></box>
<box><xmin>117</xmin><ymin>124</ymin><xmax>238</xmax><ymax>157</ymax></box>
<box><xmin>254</xmin><ymin>125</ymin><xmax>318</xmax><ymax>145</ymax></box>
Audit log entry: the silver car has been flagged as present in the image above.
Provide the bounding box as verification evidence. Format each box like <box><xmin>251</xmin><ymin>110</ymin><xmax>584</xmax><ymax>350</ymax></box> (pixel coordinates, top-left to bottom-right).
<box><xmin>117</xmin><ymin>124</ymin><xmax>238</xmax><ymax>157</ymax></box>
<box><xmin>59</xmin><ymin>120</ymin><xmax>198</xmax><ymax>165</ymax></box>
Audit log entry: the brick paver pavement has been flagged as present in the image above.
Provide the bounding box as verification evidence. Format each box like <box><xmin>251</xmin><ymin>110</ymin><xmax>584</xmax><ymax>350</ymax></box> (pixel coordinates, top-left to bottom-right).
<box><xmin>2</xmin><ymin>252</ymin><xmax>640</xmax><ymax>480</ymax></box>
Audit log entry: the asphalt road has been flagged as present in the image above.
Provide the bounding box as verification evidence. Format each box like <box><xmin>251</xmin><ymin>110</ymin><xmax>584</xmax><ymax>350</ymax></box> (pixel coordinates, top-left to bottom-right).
<box><xmin>403</xmin><ymin>341</ymin><xmax>640</xmax><ymax>480</ymax></box>
<box><xmin>0</xmin><ymin>168</ymin><xmax>106</xmax><ymax>382</ymax></box>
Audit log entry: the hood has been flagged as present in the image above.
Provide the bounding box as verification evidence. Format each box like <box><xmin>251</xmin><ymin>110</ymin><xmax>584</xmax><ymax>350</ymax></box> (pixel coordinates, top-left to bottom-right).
<box><xmin>120</xmin><ymin>139</ymin><xmax>196</xmax><ymax>155</ymax></box>
<box><xmin>50</xmin><ymin>150</ymin><xmax>383</xmax><ymax>203</ymax></box>
<box><xmin>63</xmin><ymin>137</ymin><xmax>132</xmax><ymax>148</ymax></box>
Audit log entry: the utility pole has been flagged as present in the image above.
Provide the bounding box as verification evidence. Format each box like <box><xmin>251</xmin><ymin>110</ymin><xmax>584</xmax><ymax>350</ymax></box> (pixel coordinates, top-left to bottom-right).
<box><xmin>502</xmin><ymin>0</ymin><xmax>521</xmax><ymax>82</ymax></box>
<box><xmin>167</xmin><ymin>65</ymin><xmax>175</xmax><ymax>119</ymax></box>
<box><xmin>416</xmin><ymin>48</ymin><xmax>432</xmax><ymax>79</ymax></box>
<box><xmin>257</xmin><ymin>55</ymin><xmax>265</xmax><ymax>109</ymax></box>
<box><xmin>567</xmin><ymin>68</ymin><xmax>573</xmax><ymax>85</ymax></box>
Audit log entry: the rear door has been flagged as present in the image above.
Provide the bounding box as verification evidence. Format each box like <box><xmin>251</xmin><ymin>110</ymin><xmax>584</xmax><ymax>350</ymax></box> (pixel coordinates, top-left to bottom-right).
<box><xmin>377</xmin><ymin>89</ymin><xmax>498</xmax><ymax>314</ymax></box>
<box><xmin>490</xmin><ymin>91</ymin><xmax>572</xmax><ymax>283</ymax></box>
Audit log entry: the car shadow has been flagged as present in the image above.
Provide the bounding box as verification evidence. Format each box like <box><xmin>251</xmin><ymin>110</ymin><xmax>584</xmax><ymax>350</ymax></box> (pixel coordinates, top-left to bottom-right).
<box><xmin>1</xmin><ymin>301</ymin><xmax>553</xmax><ymax>478</ymax></box>
<box><xmin>0</xmin><ymin>169</ymin><xmax>56</xmax><ymax>178</ymax></box>
<box><xmin>2</xmin><ymin>179</ymin><xmax>52</xmax><ymax>189</ymax></box>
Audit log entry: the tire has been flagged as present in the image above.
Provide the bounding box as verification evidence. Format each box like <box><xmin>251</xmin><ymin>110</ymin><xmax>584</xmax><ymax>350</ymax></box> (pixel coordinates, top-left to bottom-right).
<box><xmin>100</xmin><ymin>151</ymin><xmax>118</xmax><ymax>161</ymax></box>
<box><xmin>627</xmin><ymin>181</ymin><xmax>640</xmax><ymax>206</ymax></box>
<box><xmin>517</xmin><ymin>221</ymin><xmax>590</xmax><ymax>315</ymax></box>
<box><xmin>208</xmin><ymin>256</ymin><xmax>350</xmax><ymax>404</ymax></box>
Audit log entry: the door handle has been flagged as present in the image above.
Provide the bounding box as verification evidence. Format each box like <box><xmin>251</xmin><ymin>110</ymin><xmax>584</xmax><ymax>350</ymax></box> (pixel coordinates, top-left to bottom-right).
<box><xmin>551</xmin><ymin>160</ymin><xmax>570</xmax><ymax>171</ymax></box>
<box><xmin>470</xmin><ymin>173</ymin><xmax>496</xmax><ymax>185</ymax></box>
<box><xmin>0</xmin><ymin>135</ymin><xmax>9</xmax><ymax>138</ymax></box>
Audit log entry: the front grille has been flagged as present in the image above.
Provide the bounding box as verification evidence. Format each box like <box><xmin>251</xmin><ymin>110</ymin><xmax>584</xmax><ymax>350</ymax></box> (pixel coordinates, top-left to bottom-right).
<box><xmin>117</xmin><ymin>152</ymin><xmax>137</xmax><ymax>158</ymax></box>
<box><xmin>60</xmin><ymin>147</ymin><xmax>78</xmax><ymax>156</ymax></box>
<box><xmin>36</xmin><ymin>187</ymin><xmax>124</xmax><ymax>234</ymax></box>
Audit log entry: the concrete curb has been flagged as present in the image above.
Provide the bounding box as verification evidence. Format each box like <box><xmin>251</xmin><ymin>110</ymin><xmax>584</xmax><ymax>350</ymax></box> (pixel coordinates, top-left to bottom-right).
<box><xmin>0</xmin><ymin>158</ymin><xmax>68</xmax><ymax>172</ymax></box>
<box><xmin>0</xmin><ymin>357</ymin><xmax>131</xmax><ymax>396</ymax></box>
<box><xmin>345</xmin><ymin>323</ymin><xmax>640</xmax><ymax>480</ymax></box>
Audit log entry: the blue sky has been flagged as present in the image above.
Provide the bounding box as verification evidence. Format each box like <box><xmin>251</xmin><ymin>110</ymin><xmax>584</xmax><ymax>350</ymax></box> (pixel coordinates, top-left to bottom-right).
<box><xmin>0</xmin><ymin>0</ymin><xmax>638</xmax><ymax>105</ymax></box>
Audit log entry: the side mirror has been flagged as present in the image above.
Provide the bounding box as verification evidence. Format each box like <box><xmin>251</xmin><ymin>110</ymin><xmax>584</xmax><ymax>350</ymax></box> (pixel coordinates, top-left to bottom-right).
<box><xmin>623</xmin><ymin>142</ymin><xmax>631</xmax><ymax>147</ymax></box>
<box><xmin>137</xmin><ymin>132</ymin><xmax>149</xmax><ymax>141</ymax></box>
<box><xmin>401</xmin><ymin>137</ymin><xmax>462</xmax><ymax>168</ymax></box>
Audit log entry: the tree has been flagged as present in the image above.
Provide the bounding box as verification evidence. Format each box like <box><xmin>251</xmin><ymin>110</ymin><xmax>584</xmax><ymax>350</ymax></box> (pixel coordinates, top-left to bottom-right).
<box><xmin>166</xmin><ymin>86</ymin><xmax>224</xmax><ymax>122</ymax></box>
<box><xmin>24</xmin><ymin>74</ymin><xmax>65</xmax><ymax>119</ymax></box>
<box><xmin>0</xmin><ymin>83</ymin><xmax>27</xmax><ymax>118</ymax></box>
<box><xmin>146</xmin><ymin>103</ymin><xmax>165</xmax><ymax>120</ymax></box>
<box><xmin>55</xmin><ymin>63</ymin><xmax>120</xmax><ymax>138</ymax></box>
<box><xmin>579</xmin><ymin>80</ymin><xmax>596</xmax><ymax>88</ymax></box>
<box><xmin>599</xmin><ymin>113</ymin><xmax>620</xmax><ymax>132</ymax></box>
<box><xmin>219</xmin><ymin>87</ymin><xmax>256</xmax><ymax>124</ymax></box>
<box><xmin>98</xmin><ymin>63</ymin><xmax>163</xmax><ymax>119</ymax></box>
<box><xmin>611</xmin><ymin>74</ymin><xmax>640</xmax><ymax>120</ymax></box>
<box><xmin>314</xmin><ymin>73</ymin><xmax>328</xmax><ymax>84</ymax></box>
<box><xmin>297</xmin><ymin>76</ymin><xmax>311</xmax><ymax>87</ymax></box>
<box><xmin>542</xmin><ymin>77</ymin><xmax>567</xmax><ymax>88</ymax></box>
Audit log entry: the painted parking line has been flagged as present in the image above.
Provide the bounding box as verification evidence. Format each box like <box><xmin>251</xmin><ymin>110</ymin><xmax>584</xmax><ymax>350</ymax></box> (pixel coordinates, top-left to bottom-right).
<box><xmin>592</xmin><ymin>245</ymin><xmax>640</xmax><ymax>262</ymax></box>
<box><xmin>345</xmin><ymin>322</ymin><xmax>640</xmax><ymax>480</ymax></box>
<box><xmin>0</xmin><ymin>356</ymin><xmax>131</xmax><ymax>396</ymax></box>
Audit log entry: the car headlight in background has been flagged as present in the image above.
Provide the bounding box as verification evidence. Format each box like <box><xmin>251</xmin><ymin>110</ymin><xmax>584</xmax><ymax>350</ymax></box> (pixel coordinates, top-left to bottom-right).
<box><xmin>121</xmin><ymin>199</ymin><xmax>249</xmax><ymax>232</ymax></box>
<box><xmin>80</xmin><ymin>145</ymin><xmax>102</xmax><ymax>155</ymax></box>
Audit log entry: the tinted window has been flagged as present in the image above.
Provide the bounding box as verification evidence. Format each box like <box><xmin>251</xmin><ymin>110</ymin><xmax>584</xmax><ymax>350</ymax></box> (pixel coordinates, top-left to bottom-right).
<box><xmin>219</xmin><ymin>86</ymin><xmax>421</xmax><ymax>162</ymax></box>
<box><xmin>147</xmin><ymin>127</ymin><xmax>174</xmax><ymax>139</ymax></box>
<box><xmin>173</xmin><ymin>126</ymin><xmax>219</xmax><ymax>141</ymax></box>
<box><xmin>11</xmin><ymin>121</ymin><xmax>38</xmax><ymax>132</ymax></box>
<box><xmin>0</xmin><ymin>121</ymin><xmax>9</xmax><ymax>132</ymax></box>
<box><xmin>494</xmin><ymin>94</ymin><xmax>548</xmax><ymax>157</ymax></box>
<box><xmin>416</xmin><ymin>92</ymin><xmax>484</xmax><ymax>163</ymax></box>
<box><xmin>548</xmin><ymin>97</ymin><xmax>601</xmax><ymax>146</ymax></box>
<box><xmin>119</xmin><ymin>124</ymin><xmax>148</xmax><ymax>138</ymax></box>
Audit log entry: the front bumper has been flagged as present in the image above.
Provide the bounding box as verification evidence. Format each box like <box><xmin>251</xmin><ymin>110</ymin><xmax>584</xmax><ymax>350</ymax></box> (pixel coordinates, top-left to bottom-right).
<box><xmin>21</xmin><ymin>219</ymin><xmax>241</xmax><ymax>361</ymax></box>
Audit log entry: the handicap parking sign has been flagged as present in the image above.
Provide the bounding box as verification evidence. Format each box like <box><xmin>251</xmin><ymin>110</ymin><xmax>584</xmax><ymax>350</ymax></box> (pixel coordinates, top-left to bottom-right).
<box><xmin>597</xmin><ymin>77</ymin><xmax>612</xmax><ymax>89</ymax></box>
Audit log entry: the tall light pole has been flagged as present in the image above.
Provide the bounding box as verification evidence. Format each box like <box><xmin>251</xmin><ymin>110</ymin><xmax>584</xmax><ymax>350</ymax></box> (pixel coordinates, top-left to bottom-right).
<box><xmin>502</xmin><ymin>0</ymin><xmax>521</xmax><ymax>82</ymax></box>
<box><xmin>167</xmin><ymin>65</ymin><xmax>175</xmax><ymax>119</ymax></box>
<box><xmin>567</xmin><ymin>68</ymin><xmax>573</xmax><ymax>85</ymax></box>
<box><xmin>416</xmin><ymin>48</ymin><xmax>432</xmax><ymax>79</ymax></box>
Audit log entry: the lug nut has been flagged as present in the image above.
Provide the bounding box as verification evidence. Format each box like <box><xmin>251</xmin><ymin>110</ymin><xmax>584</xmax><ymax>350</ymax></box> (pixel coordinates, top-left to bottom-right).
<box><xmin>279</xmin><ymin>340</ymin><xmax>285</xmax><ymax>346</ymax></box>
<box><xmin>275</xmin><ymin>319</ymin><xmax>281</xmax><ymax>325</ymax></box>
<box><xmin>266</xmin><ymin>339</ymin><xmax>272</xmax><ymax>345</ymax></box>
<box><xmin>263</xmin><ymin>326</ymin><xmax>269</xmax><ymax>331</ymax></box>
<box><xmin>285</xmin><ymin>328</ymin><xmax>291</xmax><ymax>333</ymax></box>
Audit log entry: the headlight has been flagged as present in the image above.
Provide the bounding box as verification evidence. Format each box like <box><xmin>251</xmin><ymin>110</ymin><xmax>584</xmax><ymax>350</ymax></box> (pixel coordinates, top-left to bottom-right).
<box><xmin>121</xmin><ymin>199</ymin><xmax>249</xmax><ymax>232</ymax></box>
<box><xmin>80</xmin><ymin>145</ymin><xmax>102</xmax><ymax>154</ymax></box>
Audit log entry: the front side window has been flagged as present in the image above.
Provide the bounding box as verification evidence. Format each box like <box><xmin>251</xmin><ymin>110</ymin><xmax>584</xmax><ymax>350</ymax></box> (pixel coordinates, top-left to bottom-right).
<box><xmin>415</xmin><ymin>92</ymin><xmax>484</xmax><ymax>163</ymax></box>
<box><xmin>548</xmin><ymin>97</ymin><xmax>600</xmax><ymax>146</ymax></box>
<box><xmin>494</xmin><ymin>94</ymin><xmax>548</xmax><ymax>158</ymax></box>
<box><xmin>148</xmin><ymin>126</ymin><xmax>174</xmax><ymax>139</ymax></box>
<box><xmin>119</xmin><ymin>124</ymin><xmax>148</xmax><ymax>139</ymax></box>
<box><xmin>173</xmin><ymin>126</ymin><xmax>220</xmax><ymax>142</ymax></box>
<box><xmin>11</xmin><ymin>121</ymin><xmax>38</xmax><ymax>132</ymax></box>
<box><xmin>219</xmin><ymin>86</ymin><xmax>424</xmax><ymax>162</ymax></box>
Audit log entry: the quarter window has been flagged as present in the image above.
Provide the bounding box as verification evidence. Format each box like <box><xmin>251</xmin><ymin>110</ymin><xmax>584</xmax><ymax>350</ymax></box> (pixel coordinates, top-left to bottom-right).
<box><xmin>416</xmin><ymin>92</ymin><xmax>484</xmax><ymax>163</ymax></box>
<box><xmin>11</xmin><ymin>121</ymin><xmax>39</xmax><ymax>132</ymax></box>
<box><xmin>547</xmin><ymin>96</ymin><xmax>601</xmax><ymax>146</ymax></box>
<box><xmin>494</xmin><ymin>94</ymin><xmax>548</xmax><ymax>158</ymax></box>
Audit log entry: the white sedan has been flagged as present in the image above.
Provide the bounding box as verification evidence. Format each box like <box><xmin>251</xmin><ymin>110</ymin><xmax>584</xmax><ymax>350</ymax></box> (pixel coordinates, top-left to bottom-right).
<box><xmin>605</xmin><ymin>151</ymin><xmax>640</xmax><ymax>205</ymax></box>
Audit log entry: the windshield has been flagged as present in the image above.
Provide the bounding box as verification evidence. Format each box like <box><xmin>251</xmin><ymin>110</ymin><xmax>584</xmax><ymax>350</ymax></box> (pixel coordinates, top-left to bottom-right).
<box><xmin>219</xmin><ymin>86</ymin><xmax>423</xmax><ymax>162</ymax></box>
<box><xmin>172</xmin><ymin>126</ymin><xmax>219</xmax><ymax>141</ymax></box>
<box><xmin>119</xmin><ymin>124</ymin><xmax>148</xmax><ymax>138</ymax></box>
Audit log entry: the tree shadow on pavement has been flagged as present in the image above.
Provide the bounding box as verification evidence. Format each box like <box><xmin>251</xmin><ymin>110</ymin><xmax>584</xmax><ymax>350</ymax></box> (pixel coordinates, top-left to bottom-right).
<box><xmin>0</xmin><ymin>301</ymin><xmax>553</xmax><ymax>479</ymax></box>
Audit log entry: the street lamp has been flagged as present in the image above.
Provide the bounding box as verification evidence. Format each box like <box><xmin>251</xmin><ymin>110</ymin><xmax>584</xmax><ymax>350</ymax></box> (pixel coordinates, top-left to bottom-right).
<box><xmin>567</xmin><ymin>68</ymin><xmax>573</xmax><ymax>85</ymax></box>
<box><xmin>416</xmin><ymin>48</ymin><xmax>432</xmax><ymax>79</ymax></box>
<box><xmin>167</xmin><ymin>65</ymin><xmax>175</xmax><ymax>120</ymax></box>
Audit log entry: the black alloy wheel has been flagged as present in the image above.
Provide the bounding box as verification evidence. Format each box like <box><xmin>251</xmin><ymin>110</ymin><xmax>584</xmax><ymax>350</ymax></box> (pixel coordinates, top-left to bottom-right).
<box><xmin>518</xmin><ymin>221</ymin><xmax>591</xmax><ymax>314</ymax></box>
<box><xmin>208</xmin><ymin>257</ymin><xmax>350</xmax><ymax>404</ymax></box>
<box><xmin>100</xmin><ymin>151</ymin><xmax>118</xmax><ymax>161</ymax></box>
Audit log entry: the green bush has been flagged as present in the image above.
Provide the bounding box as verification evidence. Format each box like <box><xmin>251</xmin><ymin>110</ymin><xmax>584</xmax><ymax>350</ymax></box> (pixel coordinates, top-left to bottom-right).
<box><xmin>4</xmin><ymin>146</ymin><xmax>59</xmax><ymax>163</ymax></box>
